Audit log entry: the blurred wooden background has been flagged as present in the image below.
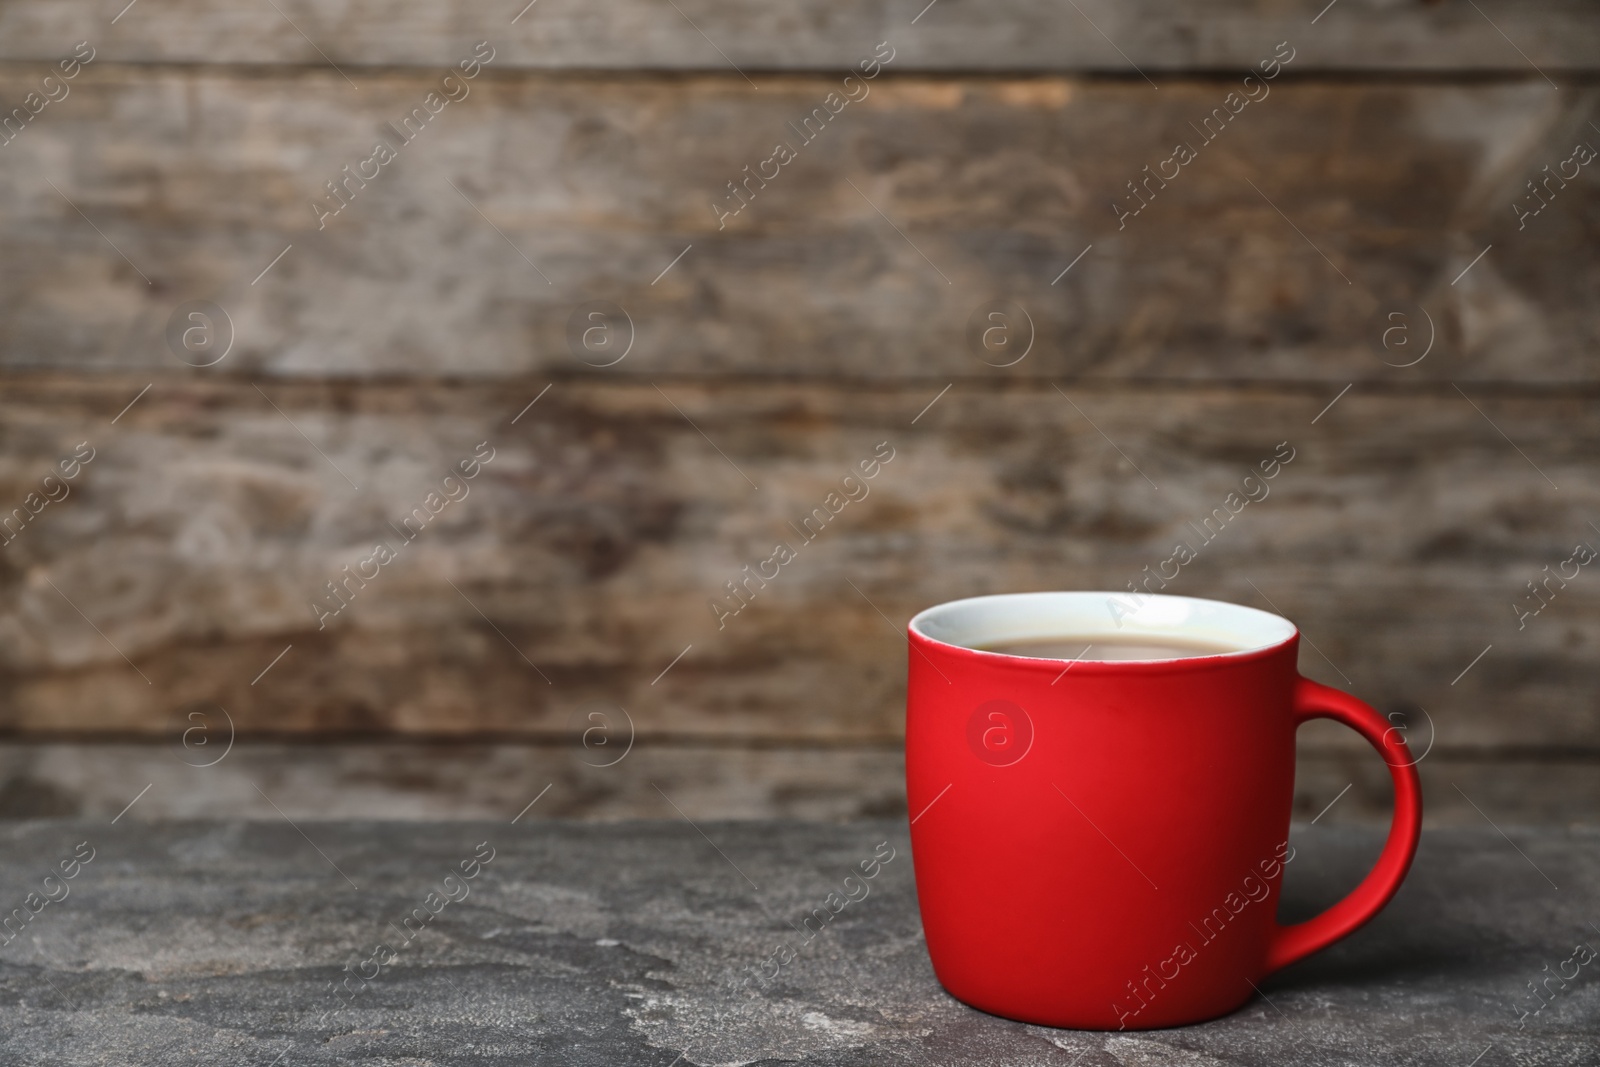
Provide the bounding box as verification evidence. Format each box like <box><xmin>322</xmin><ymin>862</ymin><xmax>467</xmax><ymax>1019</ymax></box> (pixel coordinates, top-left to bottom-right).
<box><xmin>0</xmin><ymin>0</ymin><xmax>1595</xmax><ymax>822</ymax></box>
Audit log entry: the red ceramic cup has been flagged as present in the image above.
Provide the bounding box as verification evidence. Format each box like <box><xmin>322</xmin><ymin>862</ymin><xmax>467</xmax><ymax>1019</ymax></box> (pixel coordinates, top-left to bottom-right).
<box><xmin>905</xmin><ymin>592</ymin><xmax>1422</xmax><ymax>1030</ymax></box>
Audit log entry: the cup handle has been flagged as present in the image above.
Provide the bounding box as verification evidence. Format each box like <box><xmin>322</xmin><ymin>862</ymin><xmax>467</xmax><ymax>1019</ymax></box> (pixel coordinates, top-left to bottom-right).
<box><xmin>1265</xmin><ymin>677</ymin><xmax>1424</xmax><ymax>973</ymax></box>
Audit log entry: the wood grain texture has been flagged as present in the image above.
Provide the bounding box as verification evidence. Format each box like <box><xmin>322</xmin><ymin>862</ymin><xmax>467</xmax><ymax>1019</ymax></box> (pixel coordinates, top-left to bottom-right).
<box><xmin>1</xmin><ymin>375</ymin><xmax>1593</xmax><ymax>750</ymax></box>
<box><xmin>0</xmin><ymin>741</ymin><xmax>1589</xmax><ymax>825</ymax></box>
<box><xmin>0</xmin><ymin>0</ymin><xmax>1597</xmax><ymax>71</ymax></box>
<box><xmin>0</xmin><ymin>68</ymin><xmax>1595</xmax><ymax>381</ymax></box>
<box><xmin>1</xmin><ymin>1</ymin><xmax>1596</xmax><ymax>819</ymax></box>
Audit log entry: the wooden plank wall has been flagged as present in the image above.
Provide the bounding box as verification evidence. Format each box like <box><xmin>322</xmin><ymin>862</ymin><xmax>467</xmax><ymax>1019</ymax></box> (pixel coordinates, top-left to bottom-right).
<box><xmin>0</xmin><ymin>1</ymin><xmax>1595</xmax><ymax>821</ymax></box>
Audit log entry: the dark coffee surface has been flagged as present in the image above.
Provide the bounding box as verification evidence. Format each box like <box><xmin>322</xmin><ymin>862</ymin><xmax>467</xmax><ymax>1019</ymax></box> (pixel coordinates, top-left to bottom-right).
<box><xmin>977</xmin><ymin>635</ymin><xmax>1239</xmax><ymax>661</ymax></box>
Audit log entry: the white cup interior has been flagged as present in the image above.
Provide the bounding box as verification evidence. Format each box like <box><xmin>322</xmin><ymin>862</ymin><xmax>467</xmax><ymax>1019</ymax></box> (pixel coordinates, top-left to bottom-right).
<box><xmin>909</xmin><ymin>591</ymin><xmax>1297</xmax><ymax>662</ymax></box>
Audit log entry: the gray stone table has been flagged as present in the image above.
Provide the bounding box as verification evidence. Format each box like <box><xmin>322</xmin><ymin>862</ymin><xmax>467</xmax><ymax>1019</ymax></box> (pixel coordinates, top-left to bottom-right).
<box><xmin>0</xmin><ymin>820</ymin><xmax>1594</xmax><ymax>1066</ymax></box>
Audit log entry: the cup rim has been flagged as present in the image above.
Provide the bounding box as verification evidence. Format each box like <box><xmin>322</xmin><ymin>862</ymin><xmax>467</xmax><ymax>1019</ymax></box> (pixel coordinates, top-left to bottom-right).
<box><xmin>907</xmin><ymin>591</ymin><xmax>1299</xmax><ymax>670</ymax></box>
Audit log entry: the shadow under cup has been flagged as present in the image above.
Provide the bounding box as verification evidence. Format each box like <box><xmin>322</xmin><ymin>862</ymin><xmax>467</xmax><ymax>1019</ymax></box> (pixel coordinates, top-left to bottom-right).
<box><xmin>904</xmin><ymin>592</ymin><xmax>1392</xmax><ymax>1030</ymax></box>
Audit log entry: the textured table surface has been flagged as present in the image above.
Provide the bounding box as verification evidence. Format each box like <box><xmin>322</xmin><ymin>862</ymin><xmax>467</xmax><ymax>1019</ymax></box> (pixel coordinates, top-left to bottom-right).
<box><xmin>0</xmin><ymin>819</ymin><xmax>1594</xmax><ymax>1066</ymax></box>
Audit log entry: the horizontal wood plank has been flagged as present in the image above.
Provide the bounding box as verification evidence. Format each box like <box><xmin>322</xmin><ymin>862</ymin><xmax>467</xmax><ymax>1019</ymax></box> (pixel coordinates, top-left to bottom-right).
<box><xmin>0</xmin><ymin>1</ymin><xmax>1596</xmax><ymax>72</ymax></box>
<box><xmin>0</xmin><ymin>741</ymin><xmax>1589</xmax><ymax>825</ymax></box>
<box><xmin>0</xmin><ymin>70</ymin><xmax>1595</xmax><ymax>381</ymax></box>
<box><xmin>1</xmin><ymin>375</ymin><xmax>1594</xmax><ymax>749</ymax></box>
